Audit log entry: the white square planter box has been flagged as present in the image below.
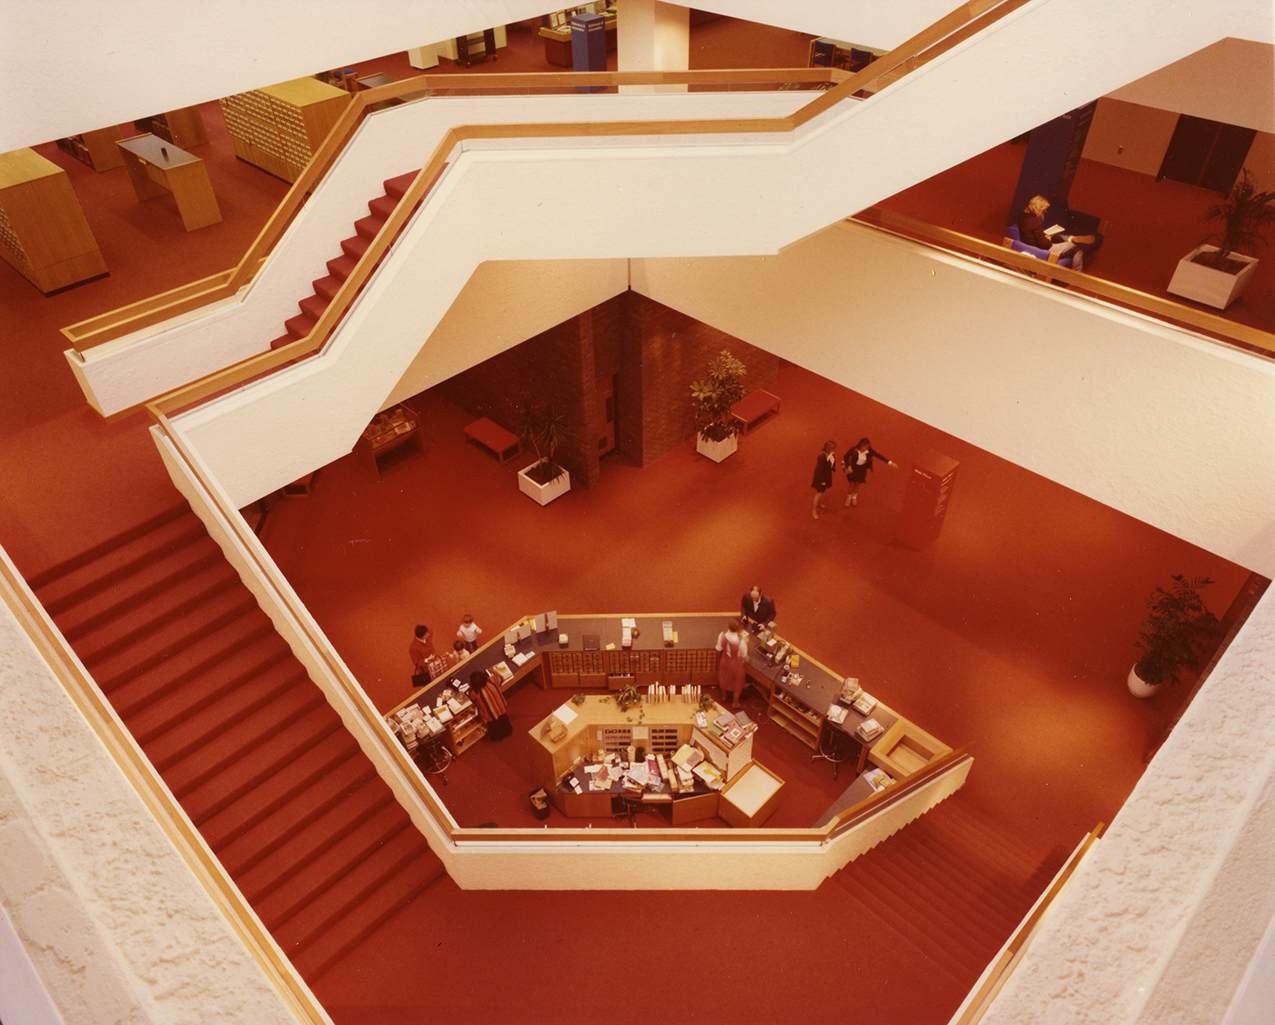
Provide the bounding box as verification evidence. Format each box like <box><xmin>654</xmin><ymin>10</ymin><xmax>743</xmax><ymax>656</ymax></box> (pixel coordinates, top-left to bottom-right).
<box><xmin>1167</xmin><ymin>245</ymin><xmax>1258</xmax><ymax>309</ymax></box>
<box><xmin>517</xmin><ymin>461</ymin><xmax>571</xmax><ymax>505</ymax></box>
<box><xmin>696</xmin><ymin>433</ymin><xmax>738</xmax><ymax>462</ymax></box>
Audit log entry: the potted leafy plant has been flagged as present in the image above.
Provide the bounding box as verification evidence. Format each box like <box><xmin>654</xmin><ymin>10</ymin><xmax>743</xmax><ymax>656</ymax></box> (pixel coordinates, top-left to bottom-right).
<box><xmin>1128</xmin><ymin>574</ymin><xmax>1223</xmax><ymax>697</ymax></box>
<box><xmin>516</xmin><ymin>401</ymin><xmax>572</xmax><ymax>506</ymax></box>
<box><xmin>691</xmin><ymin>349</ymin><xmax>747</xmax><ymax>462</ymax></box>
<box><xmin>1167</xmin><ymin>170</ymin><xmax>1275</xmax><ymax>309</ymax></box>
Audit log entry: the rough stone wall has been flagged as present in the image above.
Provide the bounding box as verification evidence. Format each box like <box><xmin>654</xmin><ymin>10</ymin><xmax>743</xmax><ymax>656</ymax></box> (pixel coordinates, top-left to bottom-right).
<box><xmin>979</xmin><ymin>587</ymin><xmax>1275</xmax><ymax>1025</ymax></box>
<box><xmin>0</xmin><ymin>599</ymin><xmax>302</xmax><ymax>1025</ymax></box>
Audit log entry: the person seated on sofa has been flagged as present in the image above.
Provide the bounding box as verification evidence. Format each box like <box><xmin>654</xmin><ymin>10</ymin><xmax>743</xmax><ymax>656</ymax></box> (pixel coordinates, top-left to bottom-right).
<box><xmin>1016</xmin><ymin>195</ymin><xmax>1096</xmax><ymax>259</ymax></box>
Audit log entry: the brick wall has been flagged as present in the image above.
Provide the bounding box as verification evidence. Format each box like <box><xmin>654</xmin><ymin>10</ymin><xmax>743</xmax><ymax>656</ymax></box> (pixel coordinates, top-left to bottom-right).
<box><xmin>430</xmin><ymin>290</ymin><xmax>778</xmax><ymax>483</ymax></box>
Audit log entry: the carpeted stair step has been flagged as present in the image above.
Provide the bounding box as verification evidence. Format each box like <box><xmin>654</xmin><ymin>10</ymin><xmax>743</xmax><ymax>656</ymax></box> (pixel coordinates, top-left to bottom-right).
<box><xmin>291</xmin><ymin>849</ymin><xmax>444</xmax><ymax>982</ymax></box>
<box><xmin>339</xmin><ymin>234</ymin><xmax>370</xmax><ymax>262</ymax></box>
<box><xmin>382</xmin><ymin>170</ymin><xmax>420</xmax><ymax>202</ymax></box>
<box><xmin>298</xmin><ymin>293</ymin><xmax>329</xmax><ymax>321</ymax></box>
<box><xmin>236</xmin><ymin>781</ymin><xmax>397</xmax><ymax>905</ymax></box>
<box><xmin>284</xmin><ymin>312</ymin><xmax>316</xmax><ymax>340</ymax></box>
<box><xmin>102</xmin><ymin>600</ymin><xmax>270</xmax><ymax>712</ymax></box>
<box><xmin>270</xmin><ymin>823</ymin><xmax>431</xmax><ymax>959</ymax></box>
<box><xmin>176</xmin><ymin>704</ymin><xmax>344</xmax><ymax>823</ymax></box>
<box><xmin>26</xmin><ymin>503</ymin><xmax>191</xmax><ymax>595</ymax></box>
<box><xmin>884</xmin><ymin>829</ymin><xmax>1027</xmax><ymax>933</ymax></box>
<box><xmin>55</xmin><ymin>535</ymin><xmax>225</xmax><ymax>642</ymax></box>
<box><xmin>163</xmin><ymin>684</ymin><xmax>331</xmax><ymax>799</ymax></box>
<box><xmin>832</xmin><ymin>865</ymin><xmax>973</xmax><ymax>984</ymax></box>
<box><xmin>125</xmin><ymin>622</ymin><xmax>290</xmax><ymax>743</ymax></box>
<box><xmin>35</xmin><ymin>513</ymin><xmax>209</xmax><ymax>616</ymax></box>
<box><xmin>215</xmin><ymin>749</ymin><xmax>378</xmax><ymax>876</ymax></box>
<box><xmin>255</xmin><ymin>802</ymin><xmax>413</xmax><ymax>931</ymax></box>
<box><xmin>922</xmin><ymin>802</ymin><xmax>1046</xmax><ymax>877</ymax></box>
<box><xmin>74</xmin><ymin>564</ymin><xmax>244</xmax><ymax>670</ymax></box>
<box><xmin>852</xmin><ymin>843</ymin><xmax>1011</xmax><ymax>959</ymax></box>
<box><xmin>325</xmin><ymin>253</ymin><xmax>357</xmax><ymax>282</ymax></box>
<box><xmin>198</xmin><ymin>729</ymin><xmax>363</xmax><ymax>842</ymax></box>
<box><xmin>312</xmin><ymin>274</ymin><xmax>343</xmax><ymax>302</ymax></box>
<box><xmin>143</xmin><ymin>658</ymin><xmax>312</xmax><ymax>773</ymax></box>
<box><xmin>367</xmin><ymin>193</ymin><xmax>398</xmax><ymax>220</ymax></box>
<box><xmin>353</xmin><ymin>214</ymin><xmax>384</xmax><ymax>241</ymax></box>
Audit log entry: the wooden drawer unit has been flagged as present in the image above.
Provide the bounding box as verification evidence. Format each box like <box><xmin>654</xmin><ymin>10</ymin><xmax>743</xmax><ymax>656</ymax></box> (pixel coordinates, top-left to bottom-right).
<box><xmin>219</xmin><ymin>78</ymin><xmax>350</xmax><ymax>183</ymax></box>
<box><xmin>0</xmin><ymin>148</ymin><xmax>107</xmax><ymax>293</ymax></box>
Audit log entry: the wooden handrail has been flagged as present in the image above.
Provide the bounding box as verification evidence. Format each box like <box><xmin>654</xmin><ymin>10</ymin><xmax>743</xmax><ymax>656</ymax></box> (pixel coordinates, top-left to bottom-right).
<box><xmin>954</xmin><ymin>823</ymin><xmax>1106</xmax><ymax>1025</ymax></box>
<box><xmin>0</xmin><ymin>547</ymin><xmax>330</xmax><ymax>1024</ymax></box>
<box><xmin>825</xmin><ymin>745</ymin><xmax>974</xmax><ymax>837</ymax></box>
<box><xmin>854</xmin><ymin>209</ymin><xmax>1275</xmax><ymax>355</ymax></box>
<box><xmin>67</xmin><ymin>0</ymin><xmax>1027</xmax><ymax>386</ymax></box>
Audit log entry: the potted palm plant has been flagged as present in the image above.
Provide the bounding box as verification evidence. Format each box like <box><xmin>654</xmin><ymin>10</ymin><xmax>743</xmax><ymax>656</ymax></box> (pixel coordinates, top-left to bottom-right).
<box><xmin>1128</xmin><ymin>574</ymin><xmax>1223</xmax><ymax>697</ymax></box>
<box><xmin>1167</xmin><ymin>170</ymin><xmax>1275</xmax><ymax>309</ymax></box>
<box><xmin>691</xmin><ymin>350</ymin><xmax>747</xmax><ymax>462</ymax></box>
<box><xmin>516</xmin><ymin>402</ymin><xmax>572</xmax><ymax>506</ymax></box>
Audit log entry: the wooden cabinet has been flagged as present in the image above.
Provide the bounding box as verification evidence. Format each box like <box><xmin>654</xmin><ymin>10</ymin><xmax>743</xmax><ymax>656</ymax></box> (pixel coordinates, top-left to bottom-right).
<box><xmin>55</xmin><ymin>126</ymin><xmax>124</xmax><ymax>171</ymax></box>
<box><xmin>219</xmin><ymin>78</ymin><xmax>350</xmax><ymax>183</ymax></box>
<box><xmin>0</xmin><ymin>148</ymin><xmax>108</xmax><ymax>294</ymax></box>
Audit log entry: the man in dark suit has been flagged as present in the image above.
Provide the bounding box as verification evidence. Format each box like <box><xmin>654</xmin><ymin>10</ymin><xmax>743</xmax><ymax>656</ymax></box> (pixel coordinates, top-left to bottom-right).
<box><xmin>740</xmin><ymin>585</ymin><xmax>777</xmax><ymax>632</ymax></box>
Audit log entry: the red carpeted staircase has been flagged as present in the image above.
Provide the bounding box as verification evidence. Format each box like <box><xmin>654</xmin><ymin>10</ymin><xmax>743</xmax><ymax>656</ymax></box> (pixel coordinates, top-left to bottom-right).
<box><xmin>29</xmin><ymin>501</ymin><xmax>446</xmax><ymax>982</ymax></box>
<box><xmin>831</xmin><ymin>795</ymin><xmax>1063</xmax><ymax>993</ymax></box>
<box><xmin>270</xmin><ymin>170</ymin><xmax>423</xmax><ymax>350</ymax></box>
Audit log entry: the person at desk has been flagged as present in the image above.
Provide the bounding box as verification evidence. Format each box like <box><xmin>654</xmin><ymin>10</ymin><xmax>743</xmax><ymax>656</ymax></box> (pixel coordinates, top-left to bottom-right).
<box><xmin>1016</xmin><ymin>195</ymin><xmax>1096</xmax><ymax>264</ymax></box>
<box><xmin>716</xmin><ymin>617</ymin><xmax>749</xmax><ymax>709</ymax></box>
<box><xmin>409</xmin><ymin>625</ymin><xmax>434</xmax><ymax>686</ymax></box>
<box><xmin>468</xmin><ymin>670</ymin><xmax>511</xmax><ymax>741</ymax></box>
<box><xmin>740</xmin><ymin>585</ymin><xmax>777</xmax><ymax>632</ymax></box>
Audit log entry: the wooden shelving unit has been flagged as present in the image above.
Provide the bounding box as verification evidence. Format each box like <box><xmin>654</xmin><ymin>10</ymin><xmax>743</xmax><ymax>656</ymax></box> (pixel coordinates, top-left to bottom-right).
<box><xmin>137</xmin><ymin>107</ymin><xmax>209</xmax><ymax>149</ymax></box>
<box><xmin>0</xmin><ymin>148</ymin><xmax>108</xmax><ymax>293</ymax></box>
<box><xmin>55</xmin><ymin>127</ymin><xmax>124</xmax><ymax>171</ymax></box>
<box><xmin>219</xmin><ymin>78</ymin><xmax>350</xmax><ymax>183</ymax></box>
<box><xmin>767</xmin><ymin>686</ymin><xmax>822</xmax><ymax>749</ymax></box>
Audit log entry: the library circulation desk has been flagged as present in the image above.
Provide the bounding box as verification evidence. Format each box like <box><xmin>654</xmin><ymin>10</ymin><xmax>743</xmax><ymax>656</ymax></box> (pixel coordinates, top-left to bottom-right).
<box><xmin>117</xmin><ymin>135</ymin><xmax>222</xmax><ymax>232</ymax></box>
<box><xmin>385</xmin><ymin>613</ymin><xmax>952</xmax><ymax>829</ymax></box>
<box><xmin>0</xmin><ymin>148</ymin><xmax>108</xmax><ymax>293</ymax></box>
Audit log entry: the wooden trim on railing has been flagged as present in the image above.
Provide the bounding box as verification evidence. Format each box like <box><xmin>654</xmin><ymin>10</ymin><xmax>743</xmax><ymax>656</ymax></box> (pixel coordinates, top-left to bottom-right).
<box><xmin>854</xmin><ymin>208</ymin><xmax>1275</xmax><ymax>356</ymax></box>
<box><xmin>954</xmin><ymin>823</ymin><xmax>1106</xmax><ymax>1025</ymax></box>
<box><xmin>0</xmin><ymin>548</ymin><xmax>330</xmax><ymax>1025</ymax></box>
<box><xmin>67</xmin><ymin>0</ymin><xmax>1025</xmax><ymax>372</ymax></box>
<box><xmin>825</xmin><ymin>745</ymin><xmax>974</xmax><ymax>836</ymax></box>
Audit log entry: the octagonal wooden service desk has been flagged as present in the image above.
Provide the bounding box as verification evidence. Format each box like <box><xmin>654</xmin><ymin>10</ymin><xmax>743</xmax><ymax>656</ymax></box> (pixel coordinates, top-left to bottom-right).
<box><xmin>387</xmin><ymin>614</ymin><xmax>951</xmax><ymax>829</ymax></box>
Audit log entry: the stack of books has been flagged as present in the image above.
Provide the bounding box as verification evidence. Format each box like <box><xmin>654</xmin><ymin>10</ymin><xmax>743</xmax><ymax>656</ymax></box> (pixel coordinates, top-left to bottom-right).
<box><xmin>826</xmin><ymin>703</ymin><xmax>849</xmax><ymax>725</ymax></box>
<box><xmin>852</xmin><ymin>691</ymin><xmax>877</xmax><ymax>716</ymax></box>
<box><xmin>855</xmin><ymin>717</ymin><xmax>884</xmax><ymax>743</ymax></box>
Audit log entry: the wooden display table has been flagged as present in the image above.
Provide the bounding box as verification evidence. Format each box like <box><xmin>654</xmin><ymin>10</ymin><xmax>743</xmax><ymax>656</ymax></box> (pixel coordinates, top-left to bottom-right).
<box><xmin>464</xmin><ymin>417</ymin><xmax>522</xmax><ymax>465</ymax></box>
<box><xmin>116</xmin><ymin>134</ymin><xmax>222</xmax><ymax>231</ymax></box>
<box><xmin>355</xmin><ymin>404</ymin><xmax>423</xmax><ymax>478</ymax></box>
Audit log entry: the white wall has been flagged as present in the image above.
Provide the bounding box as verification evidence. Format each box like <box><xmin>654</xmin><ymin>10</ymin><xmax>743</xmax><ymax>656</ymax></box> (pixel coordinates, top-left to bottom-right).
<box><xmin>0</xmin><ymin>576</ymin><xmax>304</xmax><ymax>1025</ymax></box>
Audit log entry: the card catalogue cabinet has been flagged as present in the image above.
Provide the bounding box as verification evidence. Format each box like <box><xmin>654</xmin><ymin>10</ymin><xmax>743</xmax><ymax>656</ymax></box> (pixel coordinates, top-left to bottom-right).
<box><xmin>219</xmin><ymin>78</ymin><xmax>350</xmax><ymax>183</ymax></box>
<box><xmin>0</xmin><ymin>148</ymin><xmax>108</xmax><ymax>293</ymax></box>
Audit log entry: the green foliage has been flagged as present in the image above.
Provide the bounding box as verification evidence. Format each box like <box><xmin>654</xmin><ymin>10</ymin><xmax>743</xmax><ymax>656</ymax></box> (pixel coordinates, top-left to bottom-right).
<box><xmin>1134</xmin><ymin>574</ymin><xmax>1223</xmax><ymax>687</ymax></box>
<box><xmin>1200</xmin><ymin>170</ymin><xmax>1275</xmax><ymax>268</ymax></box>
<box><xmin>616</xmin><ymin>684</ymin><xmax>640</xmax><ymax>712</ymax></box>
<box><xmin>517</xmin><ymin>401</ymin><xmax>572</xmax><ymax>484</ymax></box>
<box><xmin>691</xmin><ymin>350</ymin><xmax>747</xmax><ymax>442</ymax></box>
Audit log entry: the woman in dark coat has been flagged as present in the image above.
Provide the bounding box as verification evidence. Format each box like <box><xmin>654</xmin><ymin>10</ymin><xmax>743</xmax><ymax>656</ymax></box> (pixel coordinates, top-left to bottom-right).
<box><xmin>811</xmin><ymin>440</ymin><xmax>836</xmax><ymax>519</ymax></box>
<box><xmin>469</xmin><ymin>670</ymin><xmax>512</xmax><ymax>741</ymax></box>
<box><xmin>843</xmin><ymin>437</ymin><xmax>897</xmax><ymax>507</ymax></box>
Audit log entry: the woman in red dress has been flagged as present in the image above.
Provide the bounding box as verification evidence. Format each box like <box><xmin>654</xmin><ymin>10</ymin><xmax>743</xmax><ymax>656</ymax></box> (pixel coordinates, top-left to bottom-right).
<box><xmin>716</xmin><ymin>617</ymin><xmax>749</xmax><ymax>709</ymax></box>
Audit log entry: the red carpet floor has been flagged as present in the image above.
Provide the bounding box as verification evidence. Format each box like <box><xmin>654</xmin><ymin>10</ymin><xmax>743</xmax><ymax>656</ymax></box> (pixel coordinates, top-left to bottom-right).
<box><xmin>0</xmin><ymin>16</ymin><xmax>1263</xmax><ymax>1025</ymax></box>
